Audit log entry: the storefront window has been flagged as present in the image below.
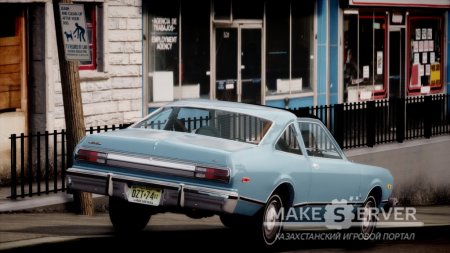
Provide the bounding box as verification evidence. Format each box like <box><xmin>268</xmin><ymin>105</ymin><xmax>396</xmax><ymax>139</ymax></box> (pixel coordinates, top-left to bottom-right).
<box><xmin>292</xmin><ymin>0</ymin><xmax>314</xmax><ymax>92</ymax></box>
<box><xmin>266</xmin><ymin>0</ymin><xmax>289</xmax><ymax>95</ymax></box>
<box><xmin>407</xmin><ymin>16</ymin><xmax>443</xmax><ymax>95</ymax></box>
<box><xmin>147</xmin><ymin>0</ymin><xmax>179</xmax><ymax>103</ymax></box>
<box><xmin>181</xmin><ymin>0</ymin><xmax>210</xmax><ymax>98</ymax></box>
<box><xmin>343</xmin><ymin>12</ymin><xmax>387</xmax><ymax>103</ymax></box>
<box><xmin>266</xmin><ymin>0</ymin><xmax>315</xmax><ymax>97</ymax></box>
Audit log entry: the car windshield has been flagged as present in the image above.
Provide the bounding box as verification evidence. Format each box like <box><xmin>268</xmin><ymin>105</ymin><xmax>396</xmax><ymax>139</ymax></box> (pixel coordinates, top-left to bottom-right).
<box><xmin>134</xmin><ymin>107</ymin><xmax>272</xmax><ymax>145</ymax></box>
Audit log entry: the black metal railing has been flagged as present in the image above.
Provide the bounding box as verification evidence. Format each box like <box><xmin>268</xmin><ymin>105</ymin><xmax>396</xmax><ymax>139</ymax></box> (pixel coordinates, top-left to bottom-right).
<box><xmin>293</xmin><ymin>94</ymin><xmax>450</xmax><ymax>149</ymax></box>
<box><xmin>9</xmin><ymin>123</ymin><xmax>131</xmax><ymax>199</ymax></box>
<box><xmin>7</xmin><ymin>94</ymin><xmax>450</xmax><ymax>199</ymax></box>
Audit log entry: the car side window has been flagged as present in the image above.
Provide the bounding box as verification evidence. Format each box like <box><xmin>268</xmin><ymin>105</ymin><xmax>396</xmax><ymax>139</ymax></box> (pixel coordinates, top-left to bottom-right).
<box><xmin>298</xmin><ymin>121</ymin><xmax>342</xmax><ymax>159</ymax></box>
<box><xmin>275</xmin><ymin>125</ymin><xmax>302</xmax><ymax>155</ymax></box>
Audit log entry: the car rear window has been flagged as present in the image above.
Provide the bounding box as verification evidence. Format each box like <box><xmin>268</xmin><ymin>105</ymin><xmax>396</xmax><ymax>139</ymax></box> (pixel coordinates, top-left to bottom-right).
<box><xmin>134</xmin><ymin>107</ymin><xmax>272</xmax><ymax>145</ymax></box>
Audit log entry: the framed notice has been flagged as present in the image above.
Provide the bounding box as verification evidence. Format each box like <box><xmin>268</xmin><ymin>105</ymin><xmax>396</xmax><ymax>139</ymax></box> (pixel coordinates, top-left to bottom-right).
<box><xmin>429</xmin><ymin>40</ymin><xmax>434</xmax><ymax>51</ymax></box>
<box><xmin>418</xmin><ymin>41</ymin><xmax>424</xmax><ymax>52</ymax></box>
<box><xmin>413</xmin><ymin>41</ymin><xmax>418</xmax><ymax>52</ymax></box>
<box><xmin>415</xmin><ymin>28</ymin><xmax>421</xmax><ymax>40</ymax></box>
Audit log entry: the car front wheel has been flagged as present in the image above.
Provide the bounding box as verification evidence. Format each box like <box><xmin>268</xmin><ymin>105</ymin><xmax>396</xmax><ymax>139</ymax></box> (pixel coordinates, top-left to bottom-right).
<box><xmin>109</xmin><ymin>197</ymin><xmax>152</xmax><ymax>233</ymax></box>
<box><xmin>358</xmin><ymin>196</ymin><xmax>377</xmax><ymax>239</ymax></box>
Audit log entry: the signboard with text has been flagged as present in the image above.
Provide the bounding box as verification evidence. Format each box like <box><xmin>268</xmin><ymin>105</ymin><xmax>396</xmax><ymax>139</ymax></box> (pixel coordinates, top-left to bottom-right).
<box><xmin>59</xmin><ymin>4</ymin><xmax>91</xmax><ymax>61</ymax></box>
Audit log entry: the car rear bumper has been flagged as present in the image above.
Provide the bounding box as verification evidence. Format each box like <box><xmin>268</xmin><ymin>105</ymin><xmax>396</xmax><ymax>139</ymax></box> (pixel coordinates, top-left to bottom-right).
<box><xmin>66</xmin><ymin>167</ymin><xmax>238</xmax><ymax>214</ymax></box>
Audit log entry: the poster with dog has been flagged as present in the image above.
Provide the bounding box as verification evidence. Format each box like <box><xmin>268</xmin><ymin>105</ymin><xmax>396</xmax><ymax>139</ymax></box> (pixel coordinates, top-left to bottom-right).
<box><xmin>59</xmin><ymin>3</ymin><xmax>91</xmax><ymax>61</ymax></box>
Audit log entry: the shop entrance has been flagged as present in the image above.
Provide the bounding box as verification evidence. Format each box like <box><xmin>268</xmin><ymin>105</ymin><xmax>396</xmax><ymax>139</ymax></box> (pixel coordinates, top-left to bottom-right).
<box><xmin>389</xmin><ymin>27</ymin><xmax>406</xmax><ymax>98</ymax></box>
<box><xmin>213</xmin><ymin>22</ymin><xmax>262</xmax><ymax>104</ymax></box>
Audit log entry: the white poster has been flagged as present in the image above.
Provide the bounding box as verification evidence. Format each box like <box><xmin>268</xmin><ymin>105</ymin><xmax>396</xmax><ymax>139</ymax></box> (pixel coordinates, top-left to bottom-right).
<box><xmin>427</xmin><ymin>28</ymin><xmax>432</xmax><ymax>40</ymax></box>
<box><xmin>421</xmin><ymin>28</ymin><xmax>427</xmax><ymax>40</ymax></box>
<box><xmin>414</xmin><ymin>53</ymin><xmax>420</xmax><ymax>63</ymax></box>
<box><xmin>376</xmin><ymin>51</ymin><xmax>383</xmax><ymax>75</ymax></box>
<box><xmin>415</xmin><ymin>28</ymin><xmax>421</xmax><ymax>40</ymax></box>
<box><xmin>413</xmin><ymin>41</ymin><xmax>419</xmax><ymax>52</ymax></box>
<box><xmin>426</xmin><ymin>64</ymin><xmax>431</xmax><ymax>76</ymax></box>
<box><xmin>419</xmin><ymin>64</ymin><xmax>424</xmax><ymax>76</ymax></box>
<box><xmin>422</xmin><ymin>52</ymin><xmax>428</xmax><ymax>64</ymax></box>
<box><xmin>363</xmin><ymin>65</ymin><xmax>370</xmax><ymax>78</ymax></box>
<box><xmin>419</xmin><ymin>41</ymin><xmax>424</xmax><ymax>52</ymax></box>
<box><xmin>429</xmin><ymin>40</ymin><xmax>434</xmax><ymax>51</ymax></box>
<box><xmin>430</xmin><ymin>52</ymin><xmax>435</xmax><ymax>63</ymax></box>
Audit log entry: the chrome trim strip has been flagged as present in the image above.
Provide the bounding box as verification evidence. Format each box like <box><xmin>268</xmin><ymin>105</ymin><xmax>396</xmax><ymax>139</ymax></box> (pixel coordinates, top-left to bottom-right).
<box><xmin>107</xmin><ymin>153</ymin><xmax>196</xmax><ymax>172</ymax></box>
<box><xmin>67</xmin><ymin>168</ymin><xmax>238</xmax><ymax>199</ymax></box>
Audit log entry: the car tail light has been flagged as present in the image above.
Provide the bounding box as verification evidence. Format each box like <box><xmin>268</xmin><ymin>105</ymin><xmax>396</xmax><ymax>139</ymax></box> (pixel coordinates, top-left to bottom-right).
<box><xmin>76</xmin><ymin>149</ymin><xmax>107</xmax><ymax>164</ymax></box>
<box><xmin>195</xmin><ymin>166</ymin><xmax>230</xmax><ymax>183</ymax></box>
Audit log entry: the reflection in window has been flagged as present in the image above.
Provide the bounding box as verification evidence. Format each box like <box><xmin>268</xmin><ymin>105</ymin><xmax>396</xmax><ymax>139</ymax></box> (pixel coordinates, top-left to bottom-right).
<box><xmin>266</xmin><ymin>0</ymin><xmax>315</xmax><ymax>96</ymax></box>
<box><xmin>407</xmin><ymin>16</ymin><xmax>443</xmax><ymax>95</ymax></box>
<box><xmin>343</xmin><ymin>12</ymin><xmax>387</xmax><ymax>103</ymax></box>
<box><xmin>299</xmin><ymin>122</ymin><xmax>342</xmax><ymax>159</ymax></box>
<box><xmin>276</xmin><ymin>124</ymin><xmax>302</xmax><ymax>155</ymax></box>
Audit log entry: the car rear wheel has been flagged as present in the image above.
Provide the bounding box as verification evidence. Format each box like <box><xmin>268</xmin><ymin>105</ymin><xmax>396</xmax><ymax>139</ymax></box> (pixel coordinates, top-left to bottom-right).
<box><xmin>258</xmin><ymin>194</ymin><xmax>284</xmax><ymax>246</ymax></box>
<box><xmin>358</xmin><ymin>196</ymin><xmax>377</xmax><ymax>239</ymax></box>
<box><xmin>109</xmin><ymin>197</ymin><xmax>152</xmax><ymax>233</ymax></box>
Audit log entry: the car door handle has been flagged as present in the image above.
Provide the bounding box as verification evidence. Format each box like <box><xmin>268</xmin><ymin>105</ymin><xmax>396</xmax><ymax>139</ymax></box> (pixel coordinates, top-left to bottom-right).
<box><xmin>312</xmin><ymin>163</ymin><xmax>320</xmax><ymax>169</ymax></box>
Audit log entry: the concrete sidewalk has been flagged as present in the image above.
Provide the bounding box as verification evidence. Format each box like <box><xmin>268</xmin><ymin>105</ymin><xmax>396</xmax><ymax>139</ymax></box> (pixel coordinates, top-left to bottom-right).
<box><xmin>0</xmin><ymin>188</ymin><xmax>449</xmax><ymax>251</ymax></box>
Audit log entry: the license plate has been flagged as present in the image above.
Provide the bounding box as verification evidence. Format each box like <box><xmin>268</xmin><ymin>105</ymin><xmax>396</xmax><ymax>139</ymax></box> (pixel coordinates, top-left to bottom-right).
<box><xmin>127</xmin><ymin>185</ymin><xmax>162</xmax><ymax>206</ymax></box>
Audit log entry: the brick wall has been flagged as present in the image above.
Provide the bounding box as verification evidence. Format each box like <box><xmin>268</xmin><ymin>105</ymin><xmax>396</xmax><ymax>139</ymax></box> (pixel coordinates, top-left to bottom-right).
<box><xmin>48</xmin><ymin>0</ymin><xmax>143</xmax><ymax>130</ymax></box>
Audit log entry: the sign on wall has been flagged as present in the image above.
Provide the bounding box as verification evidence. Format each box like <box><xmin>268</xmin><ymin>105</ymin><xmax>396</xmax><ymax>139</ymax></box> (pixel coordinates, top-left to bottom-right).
<box><xmin>59</xmin><ymin>4</ymin><xmax>91</xmax><ymax>61</ymax></box>
<box><xmin>349</xmin><ymin>0</ymin><xmax>450</xmax><ymax>7</ymax></box>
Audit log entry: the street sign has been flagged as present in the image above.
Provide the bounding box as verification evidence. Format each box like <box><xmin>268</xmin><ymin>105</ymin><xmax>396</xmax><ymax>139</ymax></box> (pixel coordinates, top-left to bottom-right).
<box><xmin>59</xmin><ymin>4</ymin><xmax>91</xmax><ymax>61</ymax></box>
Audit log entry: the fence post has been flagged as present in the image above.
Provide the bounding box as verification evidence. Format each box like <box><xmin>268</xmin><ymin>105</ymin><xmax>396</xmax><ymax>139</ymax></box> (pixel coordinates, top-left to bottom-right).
<box><xmin>333</xmin><ymin>103</ymin><xmax>344</xmax><ymax>148</ymax></box>
<box><xmin>396</xmin><ymin>97</ymin><xmax>405</xmax><ymax>143</ymax></box>
<box><xmin>366</xmin><ymin>101</ymin><xmax>376</xmax><ymax>147</ymax></box>
<box><xmin>424</xmin><ymin>95</ymin><xmax>432</xmax><ymax>139</ymax></box>
<box><xmin>10</xmin><ymin>134</ymin><xmax>17</xmax><ymax>200</ymax></box>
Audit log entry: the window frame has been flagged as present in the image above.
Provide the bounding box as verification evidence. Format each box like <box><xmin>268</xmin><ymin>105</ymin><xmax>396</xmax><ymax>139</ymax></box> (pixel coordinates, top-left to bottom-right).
<box><xmin>79</xmin><ymin>4</ymin><xmax>97</xmax><ymax>70</ymax></box>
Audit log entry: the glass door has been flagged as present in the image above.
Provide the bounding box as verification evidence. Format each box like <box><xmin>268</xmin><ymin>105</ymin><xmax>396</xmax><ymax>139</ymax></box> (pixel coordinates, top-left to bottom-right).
<box><xmin>241</xmin><ymin>28</ymin><xmax>262</xmax><ymax>104</ymax></box>
<box><xmin>389</xmin><ymin>28</ymin><xmax>405</xmax><ymax>98</ymax></box>
<box><xmin>215</xmin><ymin>28</ymin><xmax>238</xmax><ymax>101</ymax></box>
<box><xmin>214</xmin><ymin>23</ymin><xmax>262</xmax><ymax>103</ymax></box>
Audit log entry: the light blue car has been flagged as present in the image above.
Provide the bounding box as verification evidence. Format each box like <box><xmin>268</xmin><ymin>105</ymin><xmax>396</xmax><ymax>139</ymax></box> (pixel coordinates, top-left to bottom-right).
<box><xmin>67</xmin><ymin>99</ymin><xmax>394</xmax><ymax>246</ymax></box>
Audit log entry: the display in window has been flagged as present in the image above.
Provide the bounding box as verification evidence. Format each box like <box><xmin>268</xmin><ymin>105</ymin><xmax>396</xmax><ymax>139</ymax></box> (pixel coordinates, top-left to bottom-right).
<box><xmin>407</xmin><ymin>16</ymin><xmax>443</xmax><ymax>94</ymax></box>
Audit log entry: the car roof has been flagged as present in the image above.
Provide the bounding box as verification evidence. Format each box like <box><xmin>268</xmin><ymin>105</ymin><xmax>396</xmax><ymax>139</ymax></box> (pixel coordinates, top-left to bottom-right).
<box><xmin>165</xmin><ymin>99</ymin><xmax>297</xmax><ymax>123</ymax></box>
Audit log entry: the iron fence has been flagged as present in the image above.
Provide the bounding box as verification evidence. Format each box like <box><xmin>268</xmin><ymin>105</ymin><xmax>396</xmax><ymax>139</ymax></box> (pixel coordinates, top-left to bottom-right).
<box><xmin>7</xmin><ymin>94</ymin><xmax>450</xmax><ymax>199</ymax></box>
<box><xmin>8</xmin><ymin>123</ymin><xmax>132</xmax><ymax>199</ymax></box>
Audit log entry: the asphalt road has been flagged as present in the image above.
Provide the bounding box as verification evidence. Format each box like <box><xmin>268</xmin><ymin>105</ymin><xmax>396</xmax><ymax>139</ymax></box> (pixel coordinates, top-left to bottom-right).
<box><xmin>0</xmin><ymin>212</ymin><xmax>449</xmax><ymax>252</ymax></box>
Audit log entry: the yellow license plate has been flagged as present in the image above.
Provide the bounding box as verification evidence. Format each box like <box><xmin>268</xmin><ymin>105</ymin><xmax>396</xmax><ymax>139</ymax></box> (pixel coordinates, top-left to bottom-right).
<box><xmin>127</xmin><ymin>186</ymin><xmax>162</xmax><ymax>206</ymax></box>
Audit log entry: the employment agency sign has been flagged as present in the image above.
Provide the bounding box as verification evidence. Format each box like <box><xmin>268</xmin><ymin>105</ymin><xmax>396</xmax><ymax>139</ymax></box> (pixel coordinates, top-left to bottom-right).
<box><xmin>59</xmin><ymin>4</ymin><xmax>91</xmax><ymax>61</ymax></box>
